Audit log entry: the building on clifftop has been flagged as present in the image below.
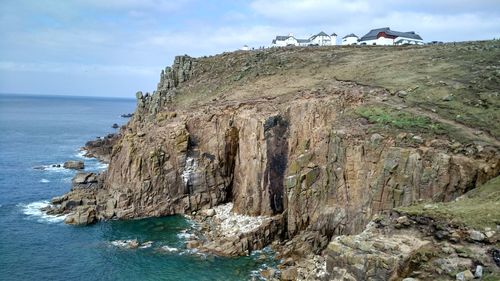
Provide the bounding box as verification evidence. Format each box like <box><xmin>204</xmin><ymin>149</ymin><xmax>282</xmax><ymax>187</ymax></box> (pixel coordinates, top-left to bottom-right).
<box><xmin>342</xmin><ymin>34</ymin><xmax>359</xmax><ymax>45</ymax></box>
<box><xmin>358</xmin><ymin>27</ymin><xmax>423</xmax><ymax>45</ymax></box>
<box><xmin>271</xmin><ymin>31</ymin><xmax>337</xmax><ymax>47</ymax></box>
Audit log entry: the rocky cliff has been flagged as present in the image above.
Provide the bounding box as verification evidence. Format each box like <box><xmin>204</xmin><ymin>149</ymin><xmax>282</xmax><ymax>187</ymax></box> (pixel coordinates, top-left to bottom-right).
<box><xmin>48</xmin><ymin>41</ymin><xmax>500</xmax><ymax>279</ymax></box>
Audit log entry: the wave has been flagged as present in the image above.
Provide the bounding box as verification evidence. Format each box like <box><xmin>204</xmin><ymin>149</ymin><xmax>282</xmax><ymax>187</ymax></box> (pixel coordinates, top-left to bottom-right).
<box><xmin>33</xmin><ymin>164</ymin><xmax>71</xmax><ymax>174</ymax></box>
<box><xmin>18</xmin><ymin>201</ymin><xmax>67</xmax><ymax>223</ymax></box>
<box><xmin>160</xmin><ymin>245</ymin><xmax>179</xmax><ymax>252</ymax></box>
<box><xmin>39</xmin><ymin>179</ymin><xmax>50</xmax><ymax>183</ymax></box>
<box><xmin>177</xmin><ymin>229</ymin><xmax>196</xmax><ymax>240</ymax></box>
<box><xmin>75</xmin><ymin>150</ymin><xmax>89</xmax><ymax>159</ymax></box>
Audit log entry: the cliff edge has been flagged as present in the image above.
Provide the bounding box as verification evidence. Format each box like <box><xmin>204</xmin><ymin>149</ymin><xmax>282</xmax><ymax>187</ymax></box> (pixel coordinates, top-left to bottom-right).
<box><xmin>48</xmin><ymin>41</ymin><xmax>500</xmax><ymax>280</ymax></box>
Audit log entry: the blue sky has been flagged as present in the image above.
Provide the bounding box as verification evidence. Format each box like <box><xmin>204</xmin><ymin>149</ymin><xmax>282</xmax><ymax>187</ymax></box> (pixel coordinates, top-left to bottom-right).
<box><xmin>1</xmin><ymin>0</ymin><xmax>499</xmax><ymax>98</ymax></box>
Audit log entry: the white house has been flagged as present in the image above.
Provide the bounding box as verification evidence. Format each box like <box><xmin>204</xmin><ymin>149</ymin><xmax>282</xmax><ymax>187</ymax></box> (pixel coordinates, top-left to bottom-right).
<box><xmin>342</xmin><ymin>34</ymin><xmax>359</xmax><ymax>45</ymax></box>
<box><xmin>272</xmin><ymin>34</ymin><xmax>299</xmax><ymax>47</ymax></box>
<box><xmin>358</xmin><ymin>27</ymin><xmax>423</xmax><ymax>46</ymax></box>
<box><xmin>271</xmin><ymin>31</ymin><xmax>337</xmax><ymax>47</ymax></box>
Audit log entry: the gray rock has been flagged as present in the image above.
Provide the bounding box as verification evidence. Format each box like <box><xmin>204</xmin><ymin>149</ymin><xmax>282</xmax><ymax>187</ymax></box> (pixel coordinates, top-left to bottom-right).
<box><xmin>474</xmin><ymin>265</ymin><xmax>483</xmax><ymax>278</ymax></box>
<box><xmin>397</xmin><ymin>90</ymin><xmax>408</xmax><ymax>98</ymax></box>
<box><xmin>204</xmin><ymin>208</ymin><xmax>216</xmax><ymax>217</ymax></box>
<box><xmin>412</xmin><ymin>136</ymin><xmax>424</xmax><ymax>144</ymax></box>
<box><xmin>402</xmin><ymin>278</ymin><xmax>418</xmax><ymax>281</ymax></box>
<box><xmin>64</xmin><ymin>206</ymin><xmax>96</xmax><ymax>225</ymax></box>
<box><xmin>455</xmin><ymin>270</ymin><xmax>474</xmax><ymax>281</ymax></box>
<box><xmin>442</xmin><ymin>95</ymin><xmax>453</xmax><ymax>101</ymax></box>
<box><xmin>469</xmin><ymin>230</ymin><xmax>485</xmax><ymax>241</ymax></box>
<box><xmin>63</xmin><ymin>160</ymin><xmax>84</xmax><ymax>170</ymax></box>
<box><xmin>370</xmin><ymin>133</ymin><xmax>384</xmax><ymax>145</ymax></box>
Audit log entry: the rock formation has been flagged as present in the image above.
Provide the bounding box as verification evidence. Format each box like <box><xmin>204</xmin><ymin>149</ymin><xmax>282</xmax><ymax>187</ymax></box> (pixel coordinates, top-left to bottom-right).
<box><xmin>47</xmin><ymin>41</ymin><xmax>500</xmax><ymax>280</ymax></box>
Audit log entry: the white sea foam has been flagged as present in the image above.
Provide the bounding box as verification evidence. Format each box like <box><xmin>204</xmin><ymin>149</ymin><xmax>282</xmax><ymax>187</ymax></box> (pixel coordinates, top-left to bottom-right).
<box><xmin>160</xmin><ymin>245</ymin><xmax>179</xmax><ymax>252</ymax></box>
<box><xmin>39</xmin><ymin>179</ymin><xmax>50</xmax><ymax>183</ymax></box>
<box><xmin>35</xmin><ymin>164</ymin><xmax>71</xmax><ymax>173</ymax></box>
<box><xmin>177</xmin><ymin>230</ymin><xmax>196</xmax><ymax>240</ymax></box>
<box><xmin>111</xmin><ymin>239</ymin><xmax>138</xmax><ymax>248</ymax></box>
<box><xmin>75</xmin><ymin>150</ymin><xmax>89</xmax><ymax>159</ymax></box>
<box><xmin>139</xmin><ymin>241</ymin><xmax>153</xmax><ymax>249</ymax></box>
<box><xmin>18</xmin><ymin>201</ymin><xmax>67</xmax><ymax>223</ymax></box>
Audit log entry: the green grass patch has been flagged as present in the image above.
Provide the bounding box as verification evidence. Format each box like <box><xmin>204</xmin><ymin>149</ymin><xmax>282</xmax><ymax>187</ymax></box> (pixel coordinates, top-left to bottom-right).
<box><xmin>356</xmin><ymin>106</ymin><xmax>448</xmax><ymax>134</ymax></box>
<box><xmin>397</xmin><ymin>176</ymin><xmax>500</xmax><ymax>230</ymax></box>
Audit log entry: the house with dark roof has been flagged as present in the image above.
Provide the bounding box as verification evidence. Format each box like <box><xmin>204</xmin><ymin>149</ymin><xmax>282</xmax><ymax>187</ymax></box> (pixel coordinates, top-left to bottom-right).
<box><xmin>358</xmin><ymin>27</ymin><xmax>423</xmax><ymax>46</ymax></box>
<box><xmin>271</xmin><ymin>31</ymin><xmax>337</xmax><ymax>47</ymax></box>
<box><xmin>342</xmin><ymin>34</ymin><xmax>359</xmax><ymax>45</ymax></box>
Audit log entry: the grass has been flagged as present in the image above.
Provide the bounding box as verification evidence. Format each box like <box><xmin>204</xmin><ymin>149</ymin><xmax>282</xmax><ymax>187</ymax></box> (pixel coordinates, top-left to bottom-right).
<box><xmin>160</xmin><ymin>40</ymin><xmax>500</xmax><ymax>140</ymax></box>
<box><xmin>355</xmin><ymin>105</ymin><xmax>448</xmax><ymax>135</ymax></box>
<box><xmin>397</xmin><ymin>176</ymin><xmax>500</xmax><ymax>230</ymax></box>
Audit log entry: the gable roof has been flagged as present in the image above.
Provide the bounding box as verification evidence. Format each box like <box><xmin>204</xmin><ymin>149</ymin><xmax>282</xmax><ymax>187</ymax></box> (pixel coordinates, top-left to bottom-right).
<box><xmin>342</xmin><ymin>33</ymin><xmax>358</xmax><ymax>39</ymax></box>
<box><xmin>275</xmin><ymin>35</ymin><xmax>294</xmax><ymax>41</ymax></box>
<box><xmin>360</xmin><ymin>27</ymin><xmax>422</xmax><ymax>41</ymax></box>
<box><xmin>331</xmin><ymin>33</ymin><xmax>337</xmax><ymax>36</ymax></box>
<box><xmin>310</xmin><ymin>31</ymin><xmax>330</xmax><ymax>40</ymax></box>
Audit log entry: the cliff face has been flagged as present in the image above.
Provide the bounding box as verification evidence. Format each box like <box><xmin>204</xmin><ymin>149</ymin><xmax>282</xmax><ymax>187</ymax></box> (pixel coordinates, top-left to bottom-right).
<box><xmin>52</xmin><ymin>42</ymin><xmax>500</xmax><ymax>250</ymax></box>
<box><xmin>78</xmin><ymin>64</ymin><xmax>499</xmax><ymax>240</ymax></box>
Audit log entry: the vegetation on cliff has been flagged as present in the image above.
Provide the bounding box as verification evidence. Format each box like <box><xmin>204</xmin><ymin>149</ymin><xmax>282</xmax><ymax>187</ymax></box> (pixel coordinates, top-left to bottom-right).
<box><xmin>49</xmin><ymin>40</ymin><xmax>500</xmax><ymax>280</ymax></box>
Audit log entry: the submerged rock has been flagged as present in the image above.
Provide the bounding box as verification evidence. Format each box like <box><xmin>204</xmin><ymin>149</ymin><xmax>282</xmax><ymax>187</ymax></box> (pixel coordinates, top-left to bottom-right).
<box><xmin>63</xmin><ymin>160</ymin><xmax>84</xmax><ymax>170</ymax></box>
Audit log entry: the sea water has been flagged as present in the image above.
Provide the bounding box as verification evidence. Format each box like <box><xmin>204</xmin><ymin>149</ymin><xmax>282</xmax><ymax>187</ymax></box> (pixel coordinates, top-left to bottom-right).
<box><xmin>0</xmin><ymin>94</ymin><xmax>275</xmax><ymax>281</ymax></box>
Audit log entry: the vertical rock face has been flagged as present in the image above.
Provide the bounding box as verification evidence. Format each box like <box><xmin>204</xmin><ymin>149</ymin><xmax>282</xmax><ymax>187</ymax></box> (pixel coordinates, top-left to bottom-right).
<box><xmin>50</xmin><ymin>51</ymin><xmax>499</xmax><ymax>265</ymax></box>
<box><xmin>78</xmin><ymin>84</ymin><xmax>499</xmax><ymax>242</ymax></box>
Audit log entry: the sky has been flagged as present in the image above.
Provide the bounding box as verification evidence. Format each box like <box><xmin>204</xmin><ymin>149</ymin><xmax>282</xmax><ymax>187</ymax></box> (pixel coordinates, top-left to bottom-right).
<box><xmin>1</xmin><ymin>0</ymin><xmax>499</xmax><ymax>98</ymax></box>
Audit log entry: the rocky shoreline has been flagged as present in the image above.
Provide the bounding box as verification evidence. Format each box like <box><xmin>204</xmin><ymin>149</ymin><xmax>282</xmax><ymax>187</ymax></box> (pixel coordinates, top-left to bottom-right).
<box><xmin>41</xmin><ymin>42</ymin><xmax>500</xmax><ymax>280</ymax></box>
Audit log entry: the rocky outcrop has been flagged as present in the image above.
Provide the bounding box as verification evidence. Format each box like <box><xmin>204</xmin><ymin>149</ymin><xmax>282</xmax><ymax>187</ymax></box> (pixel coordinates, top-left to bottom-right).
<box><xmin>136</xmin><ymin>55</ymin><xmax>195</xmax><ymax>117</ymax></box>
<box><xmin>83</xmin><ymin>133</ymin><xmax>120</xmax><ymax>163</ymax></box>
<box><xmin>63</xmin><ymin>160</ymin><xmax>84</xmax><ymax>170</ymax></box>
<box><xmin>322</xmin><ymin>214</ymin><xmax>500</xmax><ymax>281</ymax></box>
<box><xmin>52</xmin><ymin>83</ymin><xmax>499</xmax><ymax>235</ymax></box>
<box><xmin>48</xmin><ymin>46</ymin><xmax>500</xmax><ymax>279</ymax></box>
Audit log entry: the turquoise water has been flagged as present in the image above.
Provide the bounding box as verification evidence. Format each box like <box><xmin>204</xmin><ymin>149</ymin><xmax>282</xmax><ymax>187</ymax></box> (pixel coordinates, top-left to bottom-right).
<box><xmin>0</xmin><ymin>94</ymin><xmax>274</xmax><ymax>281</ymax></box>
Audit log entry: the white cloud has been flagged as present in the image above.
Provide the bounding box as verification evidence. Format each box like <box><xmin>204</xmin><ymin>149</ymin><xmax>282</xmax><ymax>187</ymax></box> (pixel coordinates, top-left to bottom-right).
<box><xmin>0</xmin><ymin>61</ymin><xmax>158</xmax><ymax>76</ymax></box>
<box><xmin>250</xmin><ymin>0</ymin><xmax>370</xmax><ymax>24</ymax></box>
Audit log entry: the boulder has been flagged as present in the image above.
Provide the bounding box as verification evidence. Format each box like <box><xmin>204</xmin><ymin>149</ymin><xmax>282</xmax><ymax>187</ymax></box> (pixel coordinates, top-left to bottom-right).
<box><xmin>281</xmin><ymin>267</ymin><xmax>297</xmax><ymax>281</ymax></box>
<box><xmin>474</xmin><ymin>265</ymin><xmax>483</xmax><ymax>278</ymax></box>
<box><xmin>63</xmin><ymin>160</ymin><xmax>84</xmax><ymax>170</ymax></box>
<box><xmin>64</xmin><ymin>206</ymin><xmax>96</xmax><ymax>225</ymax></box>
<box><xmin>468</xmin><ymin>230</ymin><xmax>485</xmax><ymax>241</ymax></box>
<box><xmin>186</xmin><ymin>240</ymin><xmax>200</xmax><ymax>249</ymax></box>
<box><xmin>455</xmin><ymin>270</ymin><xmax>474</xmax><ymax>281</ymax></box>
<box><xmin>71</xmin><ymin>172</ymin><xmax>99</xmax><ymax>189</ymax></box>
<box><xmin>112</xmin><ymin>123</ymin><xmax>119</xmax><ymax>129</ymax></box>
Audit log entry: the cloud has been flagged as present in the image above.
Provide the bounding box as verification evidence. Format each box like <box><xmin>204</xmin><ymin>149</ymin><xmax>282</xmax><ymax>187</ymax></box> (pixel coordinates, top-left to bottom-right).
<box><xmin>1</xmin><ymin>0</ymin><xmax>499</xmax><ymax>97</ymax></box>
<box><xmin>0</xmin><ymin>61</ymin><xmax>158</xmax><ymax>76</ymax></box>
<box><xmin>249</xmin><ymin>0</ymin><xmax>500</xmax><ymax>41</ymax></box>
<box><xmin>250</xmin><ymin>0</ymin><xmax>370</xmax><ymax>24</ymax></box>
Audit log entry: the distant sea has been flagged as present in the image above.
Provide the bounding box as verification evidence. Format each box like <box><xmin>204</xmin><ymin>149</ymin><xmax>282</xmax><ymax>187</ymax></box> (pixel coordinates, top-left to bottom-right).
<box><xmin>0</xmin><ymin>94</ymin><xmax>274</xmax><ymax>281</ymax></box>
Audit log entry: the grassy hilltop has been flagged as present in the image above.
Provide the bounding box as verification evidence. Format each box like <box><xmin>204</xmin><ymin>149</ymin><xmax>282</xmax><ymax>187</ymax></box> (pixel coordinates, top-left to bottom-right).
<box><xmin>169</xmin><ymin>40</ymin><xmax>499</xmax><ymax>145</ymax></box>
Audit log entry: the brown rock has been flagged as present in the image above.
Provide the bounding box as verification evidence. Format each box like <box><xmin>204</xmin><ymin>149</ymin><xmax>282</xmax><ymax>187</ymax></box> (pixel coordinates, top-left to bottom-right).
<box><xmin>281</xmin><ymin>267</ymin><xmax>297</xmax><ymax>281</ymax></box>
<box><xmin>63</xmin><ymin>160</ymin><xmax>84</xmax><ymax>170</ymax></box>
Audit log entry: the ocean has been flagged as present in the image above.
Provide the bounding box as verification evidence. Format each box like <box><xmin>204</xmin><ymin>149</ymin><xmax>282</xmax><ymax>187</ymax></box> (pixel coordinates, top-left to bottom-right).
<box><xmin>0</xmin><ymin>94</ymin><xmax>274</xmax><ymax>281</ymax></box>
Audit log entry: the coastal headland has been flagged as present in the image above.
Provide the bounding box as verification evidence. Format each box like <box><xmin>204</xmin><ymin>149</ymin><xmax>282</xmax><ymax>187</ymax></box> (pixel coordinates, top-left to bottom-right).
<box><xmin>46</xmin><ymin>41</ymin><xmax>500</xmax><ymax>280</ymax></box>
